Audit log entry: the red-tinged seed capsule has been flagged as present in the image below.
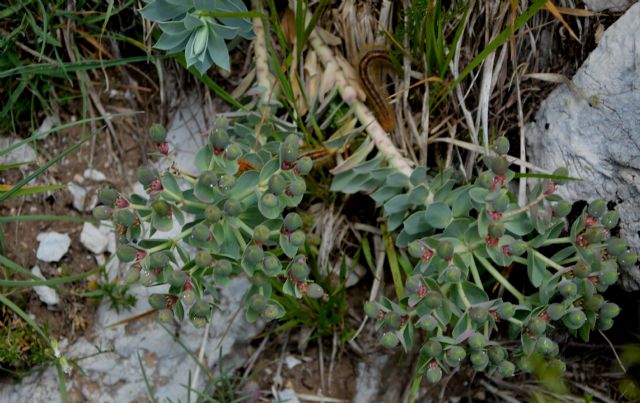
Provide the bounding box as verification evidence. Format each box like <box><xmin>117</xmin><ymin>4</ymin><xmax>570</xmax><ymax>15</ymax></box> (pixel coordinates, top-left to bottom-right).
<box><xmin>283</xmin><ymin>212</ymin><xmax>302</xmax><ymax>232</ymax></box>
<box><xmin>493</xmin><ymin>136</ymin><xmax>510</xmax><ymax>155</ymax></box>
<box><xmin>149</xmin><ymin>123</ymin><xmax>167</xmax><ymax>144</ymax></box>
<box><xmin>408</xmin><ymin>241</ymin><xmax>425</xmax><ymax>259</ymax></box>
<box><xmin>287</xmin><ymin>179</ymin><xmax>306</xmax><ymax>197</ymax></box>
<box><xmin>195</xmin><ymin>251</ymin><xmax>212</xmax><ymax>268</ymax></box>
<box><xmin>295</xmin><ymin>157</ymin><xmax>313</xmax><ymax>175</ymax></box>
<box><xmin>136</xmin><ymin>166</ymin><xmax>157</xmax><ymax>186</ymax></box>
<box><xmin>181</xmin><ymin>289</ymin><xmax>196</xmax><ymax>306</ymax></box>
<box><xmin>114</xmin><ymin>209</ymin><xmax>135</xmax><ymax>227</ymax></box>
<box><xmin>167</xmin><ymin>270</ymin><xmax>187</xmax><ymax>288</ymax></box>
<box><xmin>436</xmin><ymin>240</ymin><xmax>454</xmax><ymax>260</ymax></box>
<box><xmin>93</xmin><ymin>205</ymin><xmax>111</xmax><ymax>220</ymax></box>
<box><xmin>98</xmin><ymin>187</ymin><xmax>119</xmax><ymax>206</ymax></box>
<box><xmin>116</xmin><ymin>245</ymin><xmax>137</xmax><ymax>262</ymax></box>
<box><xmin>405</xmin><ymin>275</ymin><xmax>423</xmax><ymax>294</ymax></box>
<box><xmin>208</xmin><ymin>128</ymin><xmax>229</xmax><ymax>150</ymax></box>
<box><xmin>280</xmin><ymin>134</ymin><xmax>300</xmax><ymax>164</ymax></box>
<box><xmin>253</xmin><ymin>225</ymin><xmax>270</xmax><ymax>244</ymax></box>
<box><xmin>384</xmin><ymin>311</ymin><xmax>402</xmax><ymax>330</ymax></box>
<box><xmin>426</xmin><ymin>366</ymin><xmax>442</xmax><ymax>383</ymax></box>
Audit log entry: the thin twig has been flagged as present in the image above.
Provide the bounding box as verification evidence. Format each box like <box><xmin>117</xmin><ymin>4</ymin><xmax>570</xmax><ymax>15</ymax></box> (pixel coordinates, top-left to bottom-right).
<box><xmin>598</xmin><ymin>329</ymin><xmax>626</xmax><ymax>373</ymax></box>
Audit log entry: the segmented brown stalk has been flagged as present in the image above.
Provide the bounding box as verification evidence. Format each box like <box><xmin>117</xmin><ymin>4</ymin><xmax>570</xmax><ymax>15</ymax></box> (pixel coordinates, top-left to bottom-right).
<box><xmin>358</xmin><ymin>49</ymin><xmax>396</xmax><ymax>132</ymax></box>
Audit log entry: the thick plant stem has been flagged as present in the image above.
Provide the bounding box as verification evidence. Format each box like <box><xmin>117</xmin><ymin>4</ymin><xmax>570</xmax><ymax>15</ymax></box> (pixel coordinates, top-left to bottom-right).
<box><xmin>308</xmin><ymin>30</ymin><xmax>413</xmax><ymax>177</ymax></box>
<box><xmin>252</xmin><ymin>0</ymin><xmax>275</xmax><ymax>104</ymax></box>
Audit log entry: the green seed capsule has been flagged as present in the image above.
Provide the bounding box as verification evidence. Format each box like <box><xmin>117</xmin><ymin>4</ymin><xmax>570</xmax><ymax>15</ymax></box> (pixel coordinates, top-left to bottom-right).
<box><xmin>492</xmin><ymin>192</ymin><xmax>510</xmax><ymax>213</ymax></box>
<box><xmin>192</xmin><ymin>223</ymin><xmax>210</xmax><ymax>242</ymax></box>
<box><xmin>283</xmin><ymin>212</ymin><xmax>302</xmax><ymax>232</ymax></box>
<box><xmin>584</xmin><ymin>227</ymin><xmax>605</xmax><ymax>244</ymax></box>
<box><xmin>518</xmin><ymin>356</ymin><xmax>534</xmax><ymax>373</ymax></box>
<box><xmin>224</xmin><ymin>198</ymin><xmax>242</xmax><ymax>217</ymax></box>
<box><xmin>114</xmin><ymin>209</ymin><xmax>135</xmax><ymax>227</ymax></box>
<box><xmin>445</xmin><ymin>346</ymin><xmax>466</xmax><ymax>366</ymax></box>
<box><xmin>417</xmin><ymin>315</ymin><xmax>438</xmax><ymax>332</ymax></box>
<box><xmin>548</xmin><ymin>359</ymin><xmax>566</xmax><ymax>375</ymax></box>
<box><xmin>597</xmin><ymin>317</ymin><xmax>614</xmax><ymax>331</ymax></box>
<box><xmin>467</xmin><ymin>332</ymin><xmax>486</xmax><ymax>351</ymax></box>
<box><xmin>149</xmin><ymin>294</ymin><xmax>168</xmax><ymax>310</ymax></box>
<box><xmin>496</xmin><ymin>302</ymin><xmax>516</xmax><ymax>320</ymax></box>
<box><xmin>563</xmin><ymin>309</ymin><xmax>587</xmax><ymax>330</ymax></box>
<box><xmin>290</xmin><ymin>230</ymin><xmax>305</xmax><ymax>247</ymax></box>
<box><xmin>607</xmin><ymin>237</ymin><xmax>628</xmax><ymax>257</ymax></box>
<box><xmin>290</xmin><ymin>257</ymin><xmax>309</xmax><ymax>281</ymax></box>
<box><xmin>552</xmin><ymin>167</ymin><xmax>569</xmax><ymax>184</ymax></box>
<box><xmin>426</xmin><ymin>366</ymin><xmax>443</xmax><ymax>384</ymax></box>
<box><xmin>528</xmin><ymin>316</ymin><xmax>547</xmax><ymax>336</ymax></box>
<box><xmin>249</xmin><ymin>294</ymin><xmax>267</xmax><ymax>312</ymax></box>
<box><xmin>261</xmin><ymin>192</ymin><xmax>279</xmax><ymax>209</ymax></box>
<box><xmin>535</xmin><ymin>336</ymin><xmax>558</xmax><ymax>356</ymax></box>
<box><xmin>306</xmin><ymin>283</ymin><xmax>324</xmax><ymax>299</ymax></box>
<box><xmin>497</xmin><ymin>360</ymin><xmax>516</xmax><ymax>377</ymax></box>
<box><xmin>558</xmin><ymin>280</ymin><xmax>578</xmax><ymax>299</ymax></box>
<box><xmin>469</xmin><ymin>307</ymin><xmax>489</xmax><ymax>324</ymax></box>
<box><xmin>477</xmin><ymin>172</ymin><xmax>493</xmax><ymax>189</ymax></box>
<box><xmin>149</xmin><ymin>123</ymin><xmax>167</xmax><ymax>144</ymax></box>
<box><xmin>364</xmin><ymin>302</ymin><xmax>380</xmax><ymax>319</ymax></box>
<box><xmin>208</xmin><ymin>128</ymin><xmax>229</xmax><ymax>150</ymax></box>
<box><xmin>191</xmin><ymin>316</ymin><xmax>207</xmax><ymax>328</ymax></box>
<box><xmin>195</xmin><ymin>251</ymin><xmax>212</xmax><ymax>268</ymax></box>
<box><xmin>583</xmin><ymin>294</ymin><xmax>604</xmax><ymax>312</ymax></box>
<box><xmin>204</xmin><ymin>205</ymin><xmax>222</xmax><ymax>223</ymax></box>
<box><xmin>442</xmin><ymin>265</ymin><xmax>462</xmax><ymax>283</ymax></box>
<box><xmin>600</xmin><ymin>302</ymin><xmax>620</xmax><ymax>319</ymax></box>
<box><xmin>295</xmin><ymin>157</ymin><xmax>313</xmax><ymax>175</ymax></box>
<box><xmin>488</xmin><ymin>156</ymin><xmax>509</xmax><ymax>176</ymax></box>
<box><xmin>601</xmin><ymin>210</ymin><xmax>619</xmax><ymax>229</ymax></box>
<box><xmin>488</xmin><ymin>222</ymin><xmax>505</xmax><ymax>239</ymax></box>
<box><xmin>167</xmin><ymin>270</ymin><xmax>187</xmax><ymax>288</ymax></box>
<box><xmin>579</xmin><ymin>277</ymin><xmax>597</xmax><ymax>299</ymax></box>
<box><xmin>405</xmin><ymin>275</ymin><xmax>423</xmax><ymax>294</ymax></box>
<box><xmin>136</xmin><ymin>166</ymin><xmax>157</xmax><ymax>186</ymax></box>
<box><xmin>408</xmin><ymin>241</ymin><xmax>425</xmax><ymax>259</ymax></box>
<box><xmin>380</xmin><ymin>332</ymin><xmax>399</xmax><ymax>349</ymax></box>
<box><xmin>215</xmin><ymin>259</ymin><xmax>233</xmax><ymax>276</ymax></box>
<box><xmin>588</xmin><ymin>199</ymin><xmax>607</xmax><ymax>218</ymax></box>
<box><xmin>470</xmin><ymin>350</ymin><xmax>489</xmax><ymax>371</ymax></box>
<box><xmin>124</xmin><ymin>268</ymin><xmax>140</xmax><ymax>283</ymax></box>
<box><xmin>280</xmin><ymin>134</ymin><xmax>300</xmax><ymax>164</ymax></box>
<box><xmin>244</xmin><ymin>244</ymin><xmax>264</xmax><ymax>264</ymax></box>
<box><xmin>198</xmin><ymin>170</ymin><xmax>218</xmax><ymax>188</ymax></box>
<box><xmin>493</xmin><ymin>136</ymin><xmax>510</xmax><ymax>155</ymax></box>
<box><xmin>599</xmin><ymin>269</ymin><xmax>619</xmax><ymax>287</ymax></box>
<box><xmin>488</xmin><ymin>345</ymin><xmax>507</xmax><ymax>364</ymax></box>
<box><xmin>262</xmin><ymin>254</ymin><xmax>281</xmax><ymax>276</ymax></box>
<box><xmin>436</xmin><ymin>240</ymin><xmax>454</xmax><ymax>260</ymax></box>
<box><xmin>508</xmin><ymin>240</ymin><xmax>528</xmax><ymax>257</ymax></box>
<box><xmin>253</xmin><ymin>225</ymin><xmax>270</xmax><ymax>244</ymax></box>
<box><xmin>152</xmin><ymin>200</ymin><xmax>171</xmax><ymax>216</ymax></box>
<box><xmin>218</xmin><ymin>175</ymin><xmax>236</xmax><ymax>191</ymax></box>
<box><xmin>547</xmin><ymin>303</ymin><xmax>566</xmax><ymax>321</ymax></box>
<box><xmin>92</xmin><ymin>205</ymin><xmax>111</xmax><ymax>220</ymax></box>
<box><xmin>421</xmin><ymin>340</ymin><xmax>443</xmax><ymax>358</ymax></box>
<box><xmin>224</xmin><ymin>143</ymin><xmax>242</xmax><ymax>160</ymax></box>
<box><xmin>619</xmin><ymin>251</ymin><xmax>638</xmax><ymax>269</ymax></box>
<box><xmin>149</xmin><ymin>252</ymin><xmax>170</xmax><ymax>270</ymax></box>
<box><xmin>116</xmin><ymin>245</ymin><xmax>137</xmax><ymax>263</ymax></box>
<box><xmin>552</xmin><ymin>200</ymin><xmax>572</xmax><ymax>218</ymax></box>
<box><xmin>140</xmin><ymin>270</ymin><xmax>157</xmax><ymax>286</ymax></box>
<box><xmin>98</xmin><ymin>187</ymin><xmax>119</xmax><ymax>206</ymax></box>
<box><xmin>384</xmin><ymin>311</ymin><xmax>402</xmax><ymax>331</ymax></box>
<box><xmin>268</xmin><ymin>174</ymin><xmax>287</xmax><ymax>195</ymax></box>
<box><xmin>191</xmin><ymin>299</ymin><xmax>212</xmax><ymax>319</ymax></box>
<box><xmin>287</xmin><ymin>179</ymin><xmax>306</xmax><ymax>197</ymax></box>
<box><xmin>181</xmin><ymin>289</ymin><xmax>196</xmax><ymax>305</ymax></box>
<box><xmin>573</xmin><ymin>261</ymin><xmax>591</xmax><ymax>278</ymax></box>
<box><xmin>262</xmin><ymin>303</ymin><xmax>281</xmax><ymax>321</ymax></box>
<box><xmin>425</xmin><ymin>291</ymin><xmax>443</xmax><ymax>309</ymax></box>
<box><xmin>158</xmin><ymin>308</ymin><xmax>173</xmax><ymax>322</ymax></box>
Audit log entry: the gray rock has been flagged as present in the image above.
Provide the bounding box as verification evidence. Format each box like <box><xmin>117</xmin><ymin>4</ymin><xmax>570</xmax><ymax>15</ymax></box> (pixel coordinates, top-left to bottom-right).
<box><xmin>36</xmin><ymin>232</ymin><xmax>71</xmax><ymax>262</ymax></box>
<box><xmin>31</xmin><ymin>265</ymin><xmax>60</xmax><ymax>306</ymax></box>
<box><xmin>0</xmin><ymin>136</ymin><xmax>36</xmax><ymax>167</ymax></box>
<box><xmin>80</xmin><ymin>222</ymin><xmax>109</xmax><ymax>254</ymax></box>
<box><xmin>67</xmin><ymin>182</ymin><xmax>87</xmax><ymax>211</ymax></box>
<box><xmin>583</xmin><ymin>0</ymin><xmax>635</xmax><ymax>11</ymax></box>
<box><xmin>525</xmin><ymin>4</ymin><xmax>640</xmax><ymax>290</ymax></box>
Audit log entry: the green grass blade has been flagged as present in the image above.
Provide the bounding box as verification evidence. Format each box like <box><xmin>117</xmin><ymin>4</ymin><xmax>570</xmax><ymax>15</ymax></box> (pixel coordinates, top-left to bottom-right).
<box><xmin>0</xmin><ymin>214</ymin><xmax>91</xmax><ymax>224</ymax></box>
<box><xmin>137</xmin><ymin>351</ymin><xmax>158</xmax><ymax>403</ymax></box>
<box><xmin>0</xmin><ymin>184</ymin><xmax>66</xmax><ymax>199</ymax></box>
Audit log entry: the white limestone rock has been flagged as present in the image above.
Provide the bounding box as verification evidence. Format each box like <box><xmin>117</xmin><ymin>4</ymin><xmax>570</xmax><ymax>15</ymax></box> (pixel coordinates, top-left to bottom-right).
<box><xmin>80</xmin><ymin>222</ymin><xmax>109</xmax><ymax>254</ymax></box>
<box><xmin>36</xmin><ymin>232</ymin><xmax>71</xmax><ymax>262</ymax></box>
<box><xmin>31</xmin><ymin>266</ymin><xmax>60</xmax><ymax>306</ymax></box>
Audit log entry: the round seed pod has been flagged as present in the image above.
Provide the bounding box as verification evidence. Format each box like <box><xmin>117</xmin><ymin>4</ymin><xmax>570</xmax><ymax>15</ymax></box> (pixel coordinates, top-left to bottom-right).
<box><xmin>249</xmin><ymin>294</ymin><xmax>267</xmax><ymax>312</ymax></box>
<box><xmin>600</xmin><ymin>302</ymin><xmax>620</xmax><ymax>319</ymax></box>
<box><xmin>384</xmin><ymin>311</ymin><xmax>402</xmax><ymax>331</ymax></box>
<box><xmin>548</xmin><ymin>359</ymin><xmax>566</xmax><ymax>375</ymax></box>
<box><xmin>116</xmin><ymin>245</ymin><xmax>137</xmax><ymax>263</ymax></box>
<box><xmin>518</xmin><ymin>356</ymin><xmax>534</xmax><ymax>373</ymax></box>
<box><xmin>496</xmin><ymin>302</ymin><xmax>516</xmax><ymax>320</ymax></box>
<box><xmin>579</xmin><ymin>277</ymin><xmax>597</xmax><ymax>299</ymax></box>
<box><xmin>260</xmin><ymin>192</ymin><xmax>279</xmax><ymax>209</ymax></box>
<box><xmin>167</xmin><ymin>270</ymin><xmax>187</xmax><ymax>288</ymax></box>
<box><xmin>262</xmin><ymin>303</ymin><xmax>282</xmax><ymax>321</ymax></box>
<box><xmin>98</xmin><ymin>187</ymin><xmax>119</xmax><ymax>207</ymax></box>
<box><xmin>290</xmin><ymin>230</ymin><xmax>305</xmax><ymax>247</ymax></box>
<box><xmin>597</xmin><ymin>317</ymin><xmax>614</xmax><ymax>331</ymax></box>
<box><xmin>437</xmin><ymin>240</ymin><xmax>454</xmax><ymax>260</ymax></box>
<box><xmin>136</xmin><ymin>166</ymin><xmax>157</xmax><ymax>186</ymax></box>
<box><xmin>152</xmin><ymin>200</ymin><xmax>171</xmax><ymax>216</ymax></box>
<box><xmin>573</xmin><ymin>261</ymin><xmax>590</xmax><ymax>278</ymax></box>
<box><xmin>552</xmin><ymin>166</ymin><xmax>569</xmax><ymax>184</ymax></box>
<box><xmin>92</xmin><ymin>205</ymin><xmax>111</xmax><ymax>220</ymax></box>
<box><xmin>124</xmin><ymin>268</ymin><xmax>140</xmax><ymax>283</ymax></box>
<box><xmin>619</xmin><ymin>251</ymin><xmax>638</xmax><ymax>269</ymax></box>
<box><xmin>408</xmin><ymin>241</ymin><xmax>425</xmax><ymax>259</ymax></box>
<box><xmin>607</xmin><ymin>237</ymin><xmax>628</xmax><ymax>257</ymax></box>
<box><xmin>149</xmin><ymin>252</ymin><xmax>170</xmax><ymax>270</ymax></box>
<box><xmin>268</xmin><ymin>174</ymin><xmax>287</xmax><ymax>195</ymax></box>
<box><xmin>295</xmin><ymin>157</ymin><xmax>313</xmax><ymax>175</ymax></box>
<box><xmin>158</xmin><ymin>308</ymin><xmax>173</xmax><ymax>322</ymax></box>
<box><xmin>181</xmin><ymin>289</ymin><xmax>196</xmax><ymax>306</ymax></box>
<box><xmin>563</xmin><ymin>308</ymin><xmax>587</xmax><ymax>330</ymax></box>
<box><xmin>496</xmin><ymin>360</ymin><xmax>516</xmax><ymax>377</ymax></box>
<box><xmin>599</xmin><ymin>268</ymin><xmax>619</xmax><ymax>287</ymax></box>
<box><xmin>444</xmin><ymin>346</ymin><xmax>466</xmax><ymax>367</ymax></box>
<box><xmin>405</xmin><ymin>275</ymin><xmax>423</xmax><ymax>294</ymax></box>
<box><xmin>283</xmin><ymin>212</ymin><xmax>302</xmax><ymax>232</ymax></box>
<box><xmin>208</xmin><ymin>128</ymin><xmax>229</xmax><ymax>150</ymax></box>
<box><xmin>198</xmin><ymin>170</ymin><xmax>218</xmax><ymax>188</ymax></box>
<box><xmin>195</xmin><ymin>251</ymin><xmax>212</xmax><ymax>268</ymax></box>
<box><xmin>253</xmin><ymin>225</ymin><xmax>270</xmax><ymax>244</ymax></box>
<box><xmin>364</xmin><ymin>302</ymin><xmax>380</xmax><ymax>319</ymax></box>
<box><xmin>287</xmin><ymin>179</ymin><xmax>306</xmax><ymax>197</ymax></box>
<box><xmin>601</xmin><ymin>210</ymin><xmax>619</xmax><ymax>230</ymax></box>
<box><xmin>262</xmin><ymin>254</ymin><xmax>282</xmax><ymax>276</ymax></box>
<box><xmin>417</xmin><ymin>315</ymin><xmax>438</xmax><ymax>332</ymax></box>
<box><xmin>508</xmin><ymin>240</ymin><xmax>527</xmax><ymax>257</ymax></box>
<box><xmin>140</xmin><ymin>270</ymin><xmax>157</xmax><ymax>286</ymax></box>
<box><xmin>218</xmin><ymin>175</ymin><xmax>236</xmax><ymax>191</ymax></box>
<box><xmin>114</xmin><ymin>209</ymin><xmax>135</xmax><ymax>227</ymax></box>
<box><xmin>583</xmin><ymin>294</ymin><xmax>604</xmax><ymax>312</ymax></box>
<box><xmin>467</xmin><ymin>332</ymin><xmax>486</xmax><ymax>351</ymax></box>
<box><xmin>584</xmin><ymin>227</ymin><xmax>605</xmax><ymax>244</ymax></box>
<box><xmin>192</xmin><ymin>223</ymin><xmax>210</xmax><ymax>242</ymax></box>
<box><xmin>191</xmin><ymin>316</ymin><xmax>207</xmax><ymax>328</ymax></box>
<box><xmin>426</xmin><ymin>366</ymin><xmax>443</xmax><ymax>384</ymax></box>
<box><xmin>493</xmin><ymin>137</ymin><xmax>510</xmax><ymax>155</ymax></box>
<box><xmin>477</xmin><ymin>172</ymin><xmax>493</xmax><ymax>189</ymax></box>
<box><xmin>306</xmin><ymin>283</ymin><xmax>324</xmax><ymax>299</ymax></box>
<box><xmin>280</xmin><ymin>134</ymin><xmax>300</xmax><ymax>164</ymax></box>
<box><xmin>244</xmin><ymin>244</ymin><xmax>264</xmax><ymax>264</ymax></box>
<box><xmin>552</xmin><ymin>200</ymin><xmax>572</xmax><ymax>218</ymax></box>
<box><xmin>487</xmin><ymin>156</ymin><xmax>509</xmax><ymax>176</ymax></box>
<box><xmin>380</xmin><ymin>332</ymin><xmax>399</xmax><ymax>349</ymax></box>
<box><xmin>148</xmin><ymin>294</ymin><xmax>168</xmax><ymax>310</ymax></box>
<box><xmin>224</xmin><ymin>198</ymin><xmax>242</xmax><ymax>217</ymax></box>
<box><xmin>421</xmin><ymin>340</ymin><xmax>443</xmax><ymax>358</ymax></box>
<box><xmin>492</xmin><ymin>192</ymin><xmax>510</xmax><ymax>213</ymax></box>
<box><xmin>587</xmin><ymin>198</ymin><xmax>606</xmax><ymax>218</ymax></box>
<box><xmin>425</xmin><ymin>291</ymin><xmax>443</xmax><ymax>309</ymax></box>
<box><xmin>205</xmin><ymin>205</ymin><xmax>222</xmax><ymax>223</ymax></box>
<box><xmin>290</xmin><ymin>258</ymin><xmax>309</xmax><ymax>281</ymax></box>
<box><xmin>558</xmin><ymin>280</ymin><xmax>578</xmax><ymax>299</ymax></box>
<box><xmin>535</xmin><ymin>336</ymin><xmax>558</xmax><ymax>356</ymax></box>
<box><xmin>224</xmin><ymin>143</ymin><xmax>242</xmax><ymax>160</ymax></box>
<box><xmin>488</xmin><ymin>345</ymin><xmax>507</xmax><ymax>364</ymax></box>
<box><xmin>547</xmin><ymin>303</ymin><xmax>566</xmax><ymax>321</ymax></box>
<box><xmin>470</xmin><ymin>350</ymin><xmax>489</xmax><ymax>371</ymax></box>
<box><xmin>442</xmin><ymin>265</ymin><xmax>462</xmax><ymax>283</ymax></box>
<box><xmin>215</xmin><ymin>259</ymin><xmax>233</xmax><ymax>276</ymax></box>
<box><xmin>191</xmin><ymin>299</ymin><xmax>212</xmax><ymax>319</ymax></box>
<box><xmin>469</xmin><ymin>307</ymin><xmax>489</xmax><ymax>325</ymax></box>
<box><xmin>149</xmin><ymin>123</ymin><xmax>167</xmax><ymax>144</ymax></box>
<box><xmin>488</xmin><ymin>222</ymin><xmax>505</xmax><ymax>239</ymax></box>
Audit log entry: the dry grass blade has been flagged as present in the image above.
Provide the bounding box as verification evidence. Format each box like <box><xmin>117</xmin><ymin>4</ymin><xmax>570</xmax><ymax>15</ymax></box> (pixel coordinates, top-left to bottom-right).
<box><xmin>544</xmin><ymin>1</ymin><xmax>580</xmax><ymax>42</ymax></box>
